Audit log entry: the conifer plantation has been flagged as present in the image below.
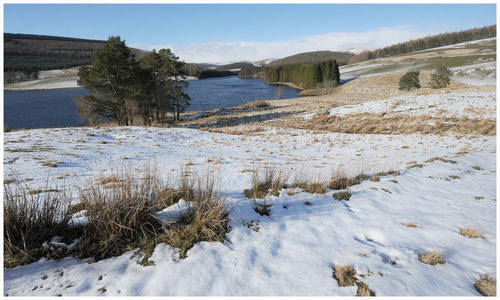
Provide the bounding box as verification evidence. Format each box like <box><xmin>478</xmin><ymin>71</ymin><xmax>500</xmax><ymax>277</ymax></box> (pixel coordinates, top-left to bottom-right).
<box><xmin>266</xmin><ymin>59</ymin><xmax>340</xmax><ymax>89</ymax></box>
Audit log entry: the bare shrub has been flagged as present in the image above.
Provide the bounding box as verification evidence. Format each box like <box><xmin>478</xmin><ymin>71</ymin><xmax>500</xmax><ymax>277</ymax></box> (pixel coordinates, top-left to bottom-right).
<box><xmin>418</xmin><ymin>251</ymin><xmax>446</xmax><ymax>265</ymax></box>
<box><xmin>460</xmin><ymin>227</ymin><xmax>485</xmax><ymax>239</ymax></box>
<box><xmin>475</xmin><ymin>274</ymin><xmax>496</xmax><ymax>296</ymax></box>
<box><xmin>4</xmin><ymin>179</ymin><xmax>72</xmax><ymax>268</ymax></box>
<box><xmin>333</xmin><ymin>265</ymin><xmax>357</xmax><ymax>287</ymax></box>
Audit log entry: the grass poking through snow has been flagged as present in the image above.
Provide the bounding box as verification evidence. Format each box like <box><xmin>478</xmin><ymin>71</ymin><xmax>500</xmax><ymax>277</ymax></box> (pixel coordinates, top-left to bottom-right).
<box><xmin>418</xmin><ymin>251</ymin><xmax>446</xmax><ymax>265</ymax></box>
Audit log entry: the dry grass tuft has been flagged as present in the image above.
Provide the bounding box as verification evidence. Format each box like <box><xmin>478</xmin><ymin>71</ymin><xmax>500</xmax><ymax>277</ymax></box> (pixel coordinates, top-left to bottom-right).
<box><xmin>75</xmin><ymin>162</ymin><xmax>165</xmax><ymax>260</ymax></box>
<box><xmin>474</xmin><ymin>274</ymin><xmax>496</xmax><ymax>296</ymax></box>
<box><xmin>424</xmin><ymin>157</ymin><xmax>457</xmax><ymax>164</ymax></box>
<box><xmin>418</xmin><ymin>251</ymin><xmax>446</xmax><ymax>265</ymax></box>
<box><xmin>402</xmin><ymin>222</ymin><xmax>418</xmax><ymax>228</ymax></box>
<box><xmin>164</xmin><ymin>168</ymin><xmax>229</xmax><ymax>258</ymax></box>
<box><xmin>4</xmin><ymin>179</ymin><xmax>72</xmax><ymax>268</ymax></box>
<box><xmin>333</xmin><ymin>265</ymin><xmax>357</xmax><ymax>287</ymax></box>
<box><xmin>356</xmin><ymin>281</ymin><xmax>376</xmax><ymax>296</ymax></box>
<box><xmin>460</xmin><ymin>227</ymin><xmax>485</xmax><ymax>239</ymax></box>
<box><xmin>244</xmin><ymin>167</ymin><xmax>288</xmax><ymax>199</ymax></box>
<box><xmin>329</xmin><ymin>169</ymin><xmax>357</xmax><ymax>190</ymax></box>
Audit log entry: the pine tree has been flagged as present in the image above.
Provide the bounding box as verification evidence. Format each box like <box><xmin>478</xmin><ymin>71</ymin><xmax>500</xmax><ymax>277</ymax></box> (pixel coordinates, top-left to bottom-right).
<box><xmin>430</xmin><ymin>64</ymin><xmax>452</xmax><ymax>89</ymax></box>
<box><xmin>399</xmin><ymin>71</ymin><xmax>421</xmax><ymax>91</ymax></box>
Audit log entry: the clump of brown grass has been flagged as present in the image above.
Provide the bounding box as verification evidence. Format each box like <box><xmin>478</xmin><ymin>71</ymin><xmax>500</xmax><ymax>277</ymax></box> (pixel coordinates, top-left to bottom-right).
<box><xmin>75</xmin><ymin>162</ymin><xmax>165</xmax><ymax>260</ymax></box>
<box><xmin>356</xmin><ymin>281</ymin><xmax>376</xmax><ymax>296</ymax></box>
<box><xmin>244</xmin><ymin>167</ymin><xmax>288</xmax><ymax>199</ymax></box>
<box><xmin>329</xmin><ymin>169</ymin><xmax>357</xmax><ymax>190</ymax></box>
<box><xmin>424</xmin><ymin>157</ymin><xmax>457</xmax><ymax>164</ymax></box>
<box><xmin>4</xmin><ymin>179</ymin><xmax>72</xmax><ymax>268</ymax></box>
<box><xmin>290</xmin><ymin>171</ymin><xmax>328</xmax><ymax>194</ymax></box>
<box><xmin>418</xmin><ymin>251</ymin><xmax>446</xmax><ymax>265</ymax></box>
<box><xmin>333</xmin><ymin>265</ymin><xmax>357</xmax><ymax>287</ymax></box>
<box><xmin>164</xmin><ymin>168</ymin><xmax>229</xmax><ymax>258</ymax></box>
<box><xmin>460</xmin><ymin>227</ymin><xmax>485</xmax><ymax>239</ymax></box>
<box><xmin>474</xmin><ymin>275</ymin><xmax>496</xmax><ymax>296</ymax></box>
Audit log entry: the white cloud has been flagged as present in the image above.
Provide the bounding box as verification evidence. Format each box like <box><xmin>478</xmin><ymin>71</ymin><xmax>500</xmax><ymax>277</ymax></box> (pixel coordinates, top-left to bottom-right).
<box><xmin>133</xmin><ymin>26</ymin><xmax>431</xmax><ymax>64</ymax></box>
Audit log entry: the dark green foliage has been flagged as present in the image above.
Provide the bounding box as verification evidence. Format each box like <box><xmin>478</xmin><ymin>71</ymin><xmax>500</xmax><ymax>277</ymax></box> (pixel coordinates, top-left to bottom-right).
<box><xmin>349</xmin><ymin>25</ymin><xmax>496</xmax><ymax>64</ymax></box>
<box><xmin>266</xmin><ymin>59</ymin><xmax>340</xmax><ymax>89</ymax></box>
<box><xmin>430</xmin><ymin>64</ymin><xmax>452</xmax><ymax>89</ymax></box>
<box><xmin>399</xmin><ymin>71</ymin><xmax>421</xmax><ymax>91</ymax></box>
<box><xmin>75</xmin><ymin>37</ymin><xmax>190</xmax><ymax>125</ymax></box>
<box><xmin>238</xmin><ymin>65</ymin><xmax>268</xmax><ymax>79</ymax></box>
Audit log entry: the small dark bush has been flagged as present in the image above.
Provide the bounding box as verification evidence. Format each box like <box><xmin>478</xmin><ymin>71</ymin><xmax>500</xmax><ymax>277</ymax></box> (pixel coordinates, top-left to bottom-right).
<box><xmin>430</xmin><ymin>64</ymin><xmax>452</xmax><ymax>89</ymax></box>
<box><xmin>399</xmin><ymin>71</ymin><xmax>421</xmax><ymax>91</ymax></box>
<box><xmin>333</xmin><ymin>191</ymin><xmax>351</xmax><ymax>201</ymax></box>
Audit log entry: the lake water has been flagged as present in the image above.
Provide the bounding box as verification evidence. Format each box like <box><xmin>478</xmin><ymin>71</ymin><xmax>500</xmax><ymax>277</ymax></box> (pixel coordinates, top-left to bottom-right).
<box><xmin>4</xmin><ymin>76</ymin><xmax>299</xmax><ymax>129</ymax></box>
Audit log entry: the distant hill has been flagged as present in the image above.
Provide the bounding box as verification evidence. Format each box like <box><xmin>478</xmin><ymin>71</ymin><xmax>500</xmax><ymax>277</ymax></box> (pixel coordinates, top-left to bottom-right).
<box><xmin>348</xmin><ymin>24</ymin><xmax>496</xmax><ymax>64</ymax></box>
<box><xmin>4</xmin><ymin>33</ymin><xmax>148</xmax><ymax>72</ymax></box>
<box><xmin>266</xmin><ymin>51</ymin><xmax>354</xmax><ymax>67</ymax></box>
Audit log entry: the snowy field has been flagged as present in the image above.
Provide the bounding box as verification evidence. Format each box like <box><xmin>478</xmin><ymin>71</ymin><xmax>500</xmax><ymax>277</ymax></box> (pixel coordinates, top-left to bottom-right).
<box><xmin>4</xmin><ymin>125</ymin><xmax>496</xmax><ymax>296</ymax></box>
<box><xmin>4</xmin><ymin>76</ymin><xmax>79</xmax><ymax>90</ymax></box>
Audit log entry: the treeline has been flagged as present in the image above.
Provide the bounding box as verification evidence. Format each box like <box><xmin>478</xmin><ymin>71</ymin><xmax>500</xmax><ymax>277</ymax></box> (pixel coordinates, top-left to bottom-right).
<box><xmin>181</xmin><ymin>64</ymin><xmax>236</xmax><ymax>79</ymax></box>
<box><xmin>266</xmin><ymin>59</ymin><xmax>340</xmax><ymax>89</ymax></box>
<box><xmin>75</xmin><ymin>36</ymin><xmax>190</xmax><ymax>126</ymax></box>
<box><xmin>267</xmin><ymin>50</ymin><xmax>353</xmax><ymax>67</ymax></box>
<box><xmin>349</xmin><ymin>25</ymin><xmax>496</xmax><ymax>64</ymax></box>
<box><xmin>5</xmin><ymin>56</ymin><xmax>92</xmax><ymax>72</ymax></box>
<box><xmin>238</xmin><ymin>65</ymin><xmax>268</xmax><ymax>79</ymax></box>
<box><xmin>4</xmin><ymin>33</ymin><xmax>147</xmax><ymax>72</ymax></box>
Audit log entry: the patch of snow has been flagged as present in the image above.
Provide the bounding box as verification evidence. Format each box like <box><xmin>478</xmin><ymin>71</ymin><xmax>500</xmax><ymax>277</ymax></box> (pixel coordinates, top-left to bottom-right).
<box><xmin>154</xmin><ymin>199</ymin><xmax>194</xmax><ymax>226</ymax></box>
<box><xmin>329</xmin><ymin>91</ymin><xmax>496</xmax><ymax>119</ymax></box>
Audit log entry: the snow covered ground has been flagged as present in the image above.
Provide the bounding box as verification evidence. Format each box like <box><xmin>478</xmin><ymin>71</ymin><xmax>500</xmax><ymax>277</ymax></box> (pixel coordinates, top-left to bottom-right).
<box><xmin>4</xmin><ymin>76</ymin><xmax>79</xmax><ymax>90</ymax></box>
<box><xmin>329</xmin><ymin>90</ymin><xmax>496</xmax><ymax>119</ymax></box>
<box><xmin>3</xmin><ymin>124</ymin><xmax>496</xmax><ymax>296</ymax></box>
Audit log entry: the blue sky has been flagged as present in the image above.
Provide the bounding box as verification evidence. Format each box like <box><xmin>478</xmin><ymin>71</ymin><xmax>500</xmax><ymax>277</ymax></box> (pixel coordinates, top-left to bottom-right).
<box><xmin>4</xmin><ymin>4</ymin><xmax>496</xmax><ymax>63</ymax></box>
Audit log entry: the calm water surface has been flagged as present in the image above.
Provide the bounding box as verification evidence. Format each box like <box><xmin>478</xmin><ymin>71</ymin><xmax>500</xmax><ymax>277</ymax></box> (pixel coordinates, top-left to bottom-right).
<box><xmin>4</xmin><ymin>76</ymin><xmax>299</xmax><ymax>129</ymax></box>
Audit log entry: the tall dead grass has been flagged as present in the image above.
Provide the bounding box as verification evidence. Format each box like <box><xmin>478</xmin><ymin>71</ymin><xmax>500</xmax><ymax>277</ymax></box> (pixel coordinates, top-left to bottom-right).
<box><xmin>4</xmin><ymin>179</ymin><xmax>72</xmax><ymax>268</ymax></box>
<box><xmin>75</xmin><ymin>162</ymin><xmax>165</xmax><ymax>260</ymax></box>
<box><xmin>244</xmin><ymin>167</ymin><xmax>288</xmax><ymax>199</ymax></box>
<box><xmin>164</xmin><ymin>167</ymin><xmax>228</xmax><ymax>258</ymax></box>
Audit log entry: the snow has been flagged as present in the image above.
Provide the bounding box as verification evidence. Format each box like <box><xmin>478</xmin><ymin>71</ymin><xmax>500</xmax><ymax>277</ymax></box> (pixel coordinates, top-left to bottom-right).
<box><xmin>155</xmin><ymin>199</ymin><xmax>194</xmax><ymax>226</ymax></box>
<box><xmin>4</xmin><ymin>76</ymin><xmax>79</xmax><ymax>90</ymax></box>
<box><xmin>3</xmin><ymin>122</ymin><xmax>496</xmax><ymax>296</ymax></box>
<box><xmin>329</xmin><ymin>90</ymin><xmax>496</xmax><ymax>119</ymax></box>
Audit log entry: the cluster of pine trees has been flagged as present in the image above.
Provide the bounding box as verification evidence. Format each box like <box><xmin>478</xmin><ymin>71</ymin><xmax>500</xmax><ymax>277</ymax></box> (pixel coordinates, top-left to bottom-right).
<box><xmin>75</xmin><ymin>36</ymin><xmax>190</xmax><ymax>126</ymax></box>
<box><xmin>266</xmin><ymin>59</ymin><xmax>340</xmax><ymax>89</ymax></box>
<box><xmin>349</xmin><ymin>25</ymin><xmax>496</xmax><ymax>64</ymax></box>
